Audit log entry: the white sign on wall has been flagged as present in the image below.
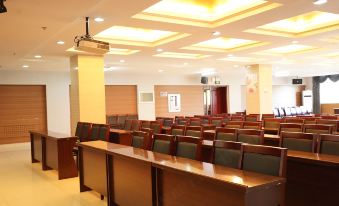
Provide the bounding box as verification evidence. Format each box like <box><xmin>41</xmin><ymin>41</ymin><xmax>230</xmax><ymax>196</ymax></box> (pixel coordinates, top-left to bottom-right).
<box><xmin>168</xmin><ymin>94</ymin><xmax>181</xmax><ymax>112</ymax></box>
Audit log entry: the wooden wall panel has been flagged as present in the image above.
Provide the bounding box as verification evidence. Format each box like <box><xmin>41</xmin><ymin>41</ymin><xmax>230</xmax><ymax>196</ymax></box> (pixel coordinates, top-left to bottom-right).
<box><xmin>0</xmin><ymin>85</ymin><xmax>47</xmax><ymax>144</ymax></box>
<box><xmin>321</xmin><ymin>103</ymin><xmax>339</xmax><ymax>114</ymax></box>
<box><xmin>105</xmin><ymin>85</ymin><xmax>137</xmax><ymax>115</ymax></box>
<box><xmin>155</xmin><ymin>85</ymin><xmax>204</xmax><ymax>118</ymax></box>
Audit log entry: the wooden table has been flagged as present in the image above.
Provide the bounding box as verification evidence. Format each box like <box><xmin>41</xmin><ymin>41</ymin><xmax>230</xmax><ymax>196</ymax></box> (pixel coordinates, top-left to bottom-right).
<box><xmin>109</xmin><ymin>129</ymin><xmax>131</xmax><ymax>146</ymax></box>
<box><xmin>286</xmin><ymin>150</ymin><xmax>339</xmax><ymax>206</ymax></box>
<box><xmin>78</xmin><ymin>140</ymin><xmax>285</xmax><ymax>206</ymax></box>
<box><xmin>29</xmin><ymin>130</ymin><xmax>78</xmax><ymax>180</ymax></box>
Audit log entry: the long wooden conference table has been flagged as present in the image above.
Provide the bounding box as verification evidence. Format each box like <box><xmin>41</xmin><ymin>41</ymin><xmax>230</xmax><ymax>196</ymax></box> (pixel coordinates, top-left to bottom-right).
<box><xmin>78</xmin><ymin>140</ymin><xmax>286</xmax><ymax>206</ymax></box>
<box><xmin>29</xmin><ymin>130</ymin><xmax>78</xmax><ymax>180</ymax></box>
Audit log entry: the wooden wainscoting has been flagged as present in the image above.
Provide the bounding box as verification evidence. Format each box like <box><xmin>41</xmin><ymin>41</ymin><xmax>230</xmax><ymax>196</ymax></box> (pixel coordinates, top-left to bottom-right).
<box><xmin>105</xmin><ymin>85</ymin><xmax>137</xmax><ymax>115</ymax></box>
<box><xmin>154</xmin><ymin>85</ymin><xmax>204</xmax><ymax>118</ymax></box>
<box><xmin>0</xmin><ymin>85</ymin><xmax>47</xmax><ymax>144</ymax></box>
<box><xmin>321</xmin><ymin>103</ymin><xmax>339</xmax><ymax>115</ymax></box>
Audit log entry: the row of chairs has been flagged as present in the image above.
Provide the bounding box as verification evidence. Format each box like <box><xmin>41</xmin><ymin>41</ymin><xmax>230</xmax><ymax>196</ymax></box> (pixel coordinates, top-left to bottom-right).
<box><xmin>273</xmin><ymin>106</ymin><xmax>311</xmax><ymax>117</ymax></box>
<box><xmin>106</xmin><ymin>114</ymin><xmax>138</xmax><ymax>129</ymax></box>
<box><xmin>130</xmin><ymin>132</ymin><xmax>286</xmax><ymax>177</ymax></box>
<box><xmin>75</xmin><ymin>122</ymin><xmax>110</xmax><ymax>142</ymax></box>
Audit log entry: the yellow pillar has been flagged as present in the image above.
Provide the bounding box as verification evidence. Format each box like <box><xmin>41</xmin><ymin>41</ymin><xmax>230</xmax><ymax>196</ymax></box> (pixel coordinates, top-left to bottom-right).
<box><xmin>70</xmin><ymin>55</ymin><xmax>106</xmax><ymax>135</ymax></box>
<box><xmin>246</xmin><ymin>64</ymin><xmax>272</xmax><ymax>115</ymax></box>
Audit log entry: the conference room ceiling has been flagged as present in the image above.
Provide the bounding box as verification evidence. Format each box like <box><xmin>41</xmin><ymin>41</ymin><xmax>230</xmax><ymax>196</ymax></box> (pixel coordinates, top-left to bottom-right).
<box><xmin>1</xmin><ymin>0</ymin><xmax>339</xmax><ymax>77</ymax></box>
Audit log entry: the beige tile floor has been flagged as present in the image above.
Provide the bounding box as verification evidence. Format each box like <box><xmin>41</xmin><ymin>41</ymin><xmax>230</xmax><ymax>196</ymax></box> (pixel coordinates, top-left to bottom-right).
<box><xmin>0</xmin><ymin>143</ymin><xmax>106</xmax><ymax>206</ymax></box>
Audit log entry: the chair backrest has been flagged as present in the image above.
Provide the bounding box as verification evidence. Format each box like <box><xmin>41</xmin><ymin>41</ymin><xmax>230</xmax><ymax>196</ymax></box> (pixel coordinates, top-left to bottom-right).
<box><xmin>303</xmin><ymin>124</ymin><xmax>333</xmax><ymax>134</ymax></box>
<box><xmin>295</xmin><ymin>107</ymin><xmax>302</xmax><ymax>115</ymax></box>
<box><xmin>215</xmin><ymin>128</ymin><xmax>237</xmax><ymax>141</ymax></box>
<box><xmin>171</xmin><ymin>125</ymin><xmax>186</xmax><ymax>136</ymax></box>
<box><xmin>316</xmin><ymin>119</ymin><xmax>338</xmax><ymax>132</ymax></box>
<box><xmin>141</xmin><ymin>120</ymin><xmax>151</xmax><ymax>129</ymax></box>
<box><xmin>117</xmin><ymin>115</ymin><xmax>127</xmax><ymax>125</ymax></box>
<box><xmin>280</xmin><ymin>132</ymin><xmax>316</xmax><ymax>152</ymax></box>
<box><xmin>212</xmin><ymin>140</ymin><xmax>242</xmax><ymax>169</ymax></box>
<box><xmin>262</xmin><ymin>114</ymin><xmax>275</xmax><ymax>120</ymax></box>
<box><xmin>150</xmin><ymin>121</ymin><xmax>163</xmax><ymax>134</ymax></box>
<box><xmin>231</xmin><ymin>115</ymin><xmax>245</xmax><ymax>121</ymax></box>
<box><xmin>290</xmin><ymin>107</ymin><xmax>297</xmax><ymax>116</ymax></box>
<box><xmin>278</xmin><ymin>108</ymin><xmax>285</xmax><ymax>117</ymax></box>
<box><xmin>273</xmin><ymin>109</ymin><xmax>280</xmax><ymax>117</ymax></box>
<box><xmin>279</xmin><ymin>123</ymin><xmax>303</xmax><ymax>134</ymax></box>
<box><xmin>175</xmin><ymin>135</ymin><xmax>202</xmax><ymax>161</ymax></box>
<box><xmin>302</xmin><ymin>117</ymin><xmax>319</xmax><ymax>124</ymax></box>
<box><xmin>123</xmin><ymin>119</ymin><xmax>133</xmax><ymax>131</ymax></box>
<box><xmin>321</xmin><ymin>115</ymin><xmax>337</xmax><ymax>120</ymax></box>
<box><xmin>127</xmin><ymin>114</ymin><xmax>138</xmax><ymax>120</ymax></box>
<box><xmin>177</xmin><ymin>118</ymin><xmax>189</xmax><ymax>126</ymax></box>
<box><xmin>284</xmin><ymin>107</ymin><xmax>292</xmax><ymax>116</ymax></box>
<box><xmin>131</xmin><ymin>131</ymin><xmax>150</xmax><ymax>150</ymax></box>
<box><xmin>318</xmin><ymin>134</ymin><xmax>339</xmax><ymax>156</ymax></box>
<box><xmin>243</xmin><ymin>122</ymin><xmax>262</xmax><ymax>130</ymax></box>
<box><xmin>106</xmin><ymin>115</ymin><xmax>118</xmax><ymax>125</ymax></box>
<box><xmin>163</xmin><ymin>118</ymin><xmax>174</xmax><ymax>127</ymax></box>
<box><xmin>263</xmin><ymin>118</ymin><xmax>281</xmax><ymax>132</ymax></box>
<box><xmin>189</xmin><ymin>118</ymin><xmax>202</xmax><ymax>126</ymax></box>
<box><xmin>131</xmin><ymin>120</ymin><xmax>141</xmax><ymax>131</ymax></box>
<box><xmin>151</xmin><ymin>134</ymin><xmax>175</xmax><ymax>155</ymax></box>
<box><xmin>284</xmin><ymin>118</ymin><xmax>304</xmax><ymax>124</ymax></box>
<box><xmin>90</xmin><ymin>124</ymin><xmax>101</xmax><ymax>140</ymax></box>
<box><xmin>75</xmin><ymin>122</ymin><xmax>83</xmax><ymax>137</ymax></box>
<box><xmin>98</xmin><ymin>124</ymin><xmax>110</xmax><ymax>141</ymax></box>
<box><xmin>185</xmin><ymin>126</ymin><xmax>203</xmax><ymax>138</ymax></box>
<box><xmin>245</xmin><ymin>115</ymin><xmax>259</xmax><ymax>122</ymax></box>
<box><xmin>209</xmin><ymin>117</ymin><xmax>223</xmax><ymax>127</ymax></box>
<box><xmin>241</xmin><ymin>144</ymin><xmax>287</xmax><ymax>177</ymax></box>
<box><xmin>237</xmin><ymin>129</ymin><xmax>264</xmax><ymax>145</ymax></box>
<box><xmin>80</xmin><ymin>122</ymin><xmax>92</xmax><ymax>142</ymax></box>
<box><xmin>224</xmin><ymin>121</ymin><xmax>244</xmax><ymax>129</ymax></box>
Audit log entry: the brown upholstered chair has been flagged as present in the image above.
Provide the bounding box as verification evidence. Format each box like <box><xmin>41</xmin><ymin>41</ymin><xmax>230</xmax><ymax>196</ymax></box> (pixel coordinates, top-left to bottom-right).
<box><xmin>171</xmin><ymin>125</ymin><xmax>186</xmax><ymax>136</ymax></box>
<box><xmin>245</xmin><ymin>114</ymin><xmax>260</xmax><ymax>122</ymax></box>
<box><xmin>123</xmin><ymin>119</ymin><xmax>132</xmax><ymax>131</ymax></box>
<box><xmin>151</xmin><ymin>134</ymin><xmax>175</xmax><ymax>155</ymax></box>
<box><xmin>241</xmin><ymin>144</ymin><xmax>287</xmax><ymax>177</ymax></box>
<box><xmin>89</xmin><ymin>124</ymin><xmax>101</xmax><ymax>140</ymax></box>
<box><xmin>262</xmin><ymin>114</ymin><xmax>275</xmax><ymax>120</ymax></box>
<box><xmin>189</xmin><ymin>118</ymin><xmax>202</xmax><ymax>126</ymax></box>
<box><xmin>263</xmin><ymin>118</ymin><xmax>282</xmax><ymax>134</ymax></box>
<box><xmin>150</xmin><ymin>121</ymin><xmax>163</xmax><ymax>134</ymax></box>
<box><xmin>131</xmin><ymin>131</ymin><xmax>151</xmax><ymax>150</ymax></box>
<box><xmin>230</xmin><ymin>115</ymin><xmax>245</xmax><ymax>121</ymax></box>
<box><xmin>130</xmin><ymin>120</ymin><xmax>141</xmax><ymax>131</ymax></box>
<box><xmin>318</xmin><ymin>134</ymin><xmax>339</xmax><ymax>156</ymax></box>
<box><xmin>279</xmin><ymin>123</ymin><xmax>303</xmax><ymax>134</ymax></box>
<box><xmin>284</xmin><ymin>118</ymin><xmax>304</xmax><ymax>124</ymax></box>
<box><xmin>79</xmin><ymin>122</ymin><xmax>92</xmax><ymax>142</ymax></box>
<box><xmin>280</xmin><ymin>132</ymin><xmax>316</xmax><ymax>152</ymax></box>
<box><xmin>237</xmin><ymin>129</ymin><xmax>264</xmax><ymax>145</ymax></box>
<box><xmin>185</xmin><ymin>126</ymin><xmax>203</xmax><ymax>138</ymax></box>
<box><xmin>212</xmin><ymin>141</ymin><xmax>242</xmax><ymax>169</ymax></box>
<box><xmin>98</xmin><ymin>124</ymin><xmax>110</xmax><ymax>141</ymax></box>
<box><xmin>209</xmin><ymin>117</ymin><xmax>223</xmax><ymax>127</ymax></box>
<box><xmin>224</xmin><ymin>121</ymin><xmax>244</xmax><ymax>129</ymax></box>
<box><xmin>175</xmin><ymin>135</ymin><xmax>202</xmax><ymax>161</ymax></box>
<box><xmin>141</xmin><ymin>120</ymin><xmax>151</xmax><ymax>129</ymax></box>
<box><xmin>243</xmin><ymin>121</ymin><xmax>262</xmax><ymax>130</ymax></box>
<box><xmin>316</xmin><ymin>119</ymin><xmax>338</xmax><ymax>133</ymax></box>
<box><xmin>215</xmin><ymin>128</ymin><xmax>238</xmax><ymax>141</ymax></box>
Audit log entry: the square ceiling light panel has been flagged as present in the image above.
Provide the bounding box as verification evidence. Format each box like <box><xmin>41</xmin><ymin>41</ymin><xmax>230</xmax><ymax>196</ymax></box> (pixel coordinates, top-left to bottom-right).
<box><xmin>133</xmin><ymin>0</ymin><xmax>280</xmax><ymax>28</ymax></box>
<box><xmin>322</xmin><ymin>52</ymin><xmax>339</xmax><ymax>58</ymax></box>
<box><xmin>66</xmin><ymin>47</ymin><xmax>140</xmax><ymax>55</ymax></box>
<box><xmin>246</xmin><ymin>11</ymin><xmax>339</xmax><ymax>37</ymax></box>
<box><xmin>94</xmin><ymin>26</ymin><xmax>190</xmax><ymax>47</ymax></box>
<box><xmin>183</xmin><ymin>37</ymin><xmax>268</xmax><ymax>52</ymax></box>
<box><xmin>255</xmin><ymin>44</ymin><xmax>319</xmax><ymax>56</ymax></box>
<box><xmin>154</xmin><ymin>52</ymin><xmax>211</xmax><ymax>59</ymax></box>
<box><xmin>218</xmin><ymin>56</ymin><xmax>265</xmax><ymax>62</ymax></box>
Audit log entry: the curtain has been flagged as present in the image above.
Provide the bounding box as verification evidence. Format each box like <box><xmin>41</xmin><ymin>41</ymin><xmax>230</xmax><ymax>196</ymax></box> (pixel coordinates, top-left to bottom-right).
<box><xmin>313</xmin><ymin>74</ymin><xmax>339</xmax><ymax>114</ymax></box>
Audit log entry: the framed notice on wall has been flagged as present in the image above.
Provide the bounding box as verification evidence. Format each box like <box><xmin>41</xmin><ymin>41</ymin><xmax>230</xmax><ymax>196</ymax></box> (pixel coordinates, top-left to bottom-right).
<box><xmin>168</xmin><ymin>94</ymin><xmax>181</xmax><ymax>112</ymax></box>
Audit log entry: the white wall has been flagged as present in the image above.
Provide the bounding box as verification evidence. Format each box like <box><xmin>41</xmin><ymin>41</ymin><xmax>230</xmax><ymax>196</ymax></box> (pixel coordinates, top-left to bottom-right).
<box><xmin>0</xmin><ymin>70</ymin><xmax>71</xmax><ymax>135</ymax></box>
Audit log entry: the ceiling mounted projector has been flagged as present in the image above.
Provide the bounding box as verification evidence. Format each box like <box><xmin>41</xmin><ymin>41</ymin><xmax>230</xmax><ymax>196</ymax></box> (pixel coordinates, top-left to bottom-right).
<box><xmin>74</xmin><ymin>17</ymin><xmax>110</xmax><ymax>55</ymax></box>
<box><xmin>0</xmin><ymin>0</ymin><xmax>7</xmax><ymax>13</ymax></box>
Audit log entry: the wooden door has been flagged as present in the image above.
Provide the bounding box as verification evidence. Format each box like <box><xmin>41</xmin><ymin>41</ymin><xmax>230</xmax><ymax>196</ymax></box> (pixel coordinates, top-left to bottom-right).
<box><xmin>211</xmin><ymin>87</ymin><xmax>228</xmax><ymax>115</ymax></box>
<box><xmin>0</xmin><ymin>85</ymin><xmax>47</xmax><ymax>144</ymax></box>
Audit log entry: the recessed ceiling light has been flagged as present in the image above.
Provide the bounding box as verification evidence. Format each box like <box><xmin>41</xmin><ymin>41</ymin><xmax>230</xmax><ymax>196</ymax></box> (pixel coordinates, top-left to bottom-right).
<box><xmin>34</xmin><ymin>55</ymin><xmax>42</xmax><ymax>58</ymax></box>
<box><xmin>22</xmin><ymin>65</ymin><xmax>29</xmax><ymax>68</ymax></box>
<box><xmin>120</xmin><ymin>59</ymin><xmax>125</xmax><ymax>63</ymax></box>
<box><xmin>234</xmin><ymin>65</ymin><xmax>239</xmax><ymax>68</ymax></box>
<box><xmin>292</xmin><ymin>40</ymin><xmax>299</xmax><ymax>44</ymax></box>
<box><xmin>158</xmin><ymin>69</ymin><xmax>164</xmax><ymax>73</ymax></box>
<box><xmin>228</xmin><ymin>54</ymin><xmax>234</xmax><ymax>57</ymax></box>
<box><xmin>212</xmin><ymin>31</ymin><xmax>221</xmax><ymax>36</ymax></box>
<box><xmin>57</xmin><ymin>40</ymin><xmax>65</xmax><ymax>45</ymax></box>
<box><xmin>313</xmin><ymin>0</ymin><xmax>327</xmax><ymax>5</ymax></box>
<box><xmin>157</xmin><ymin>48</ymin><xmax>163</xmax><ymax>52</ymax></box>
<box><xmin>184</xmin><ymin>62</ymin><xmax>188</xmax><ymax>65</ymax></box>
<box><xmin>94</xmin><ymin>17</ymin><xmax>104</xmax><ymax>22</ymax></box>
